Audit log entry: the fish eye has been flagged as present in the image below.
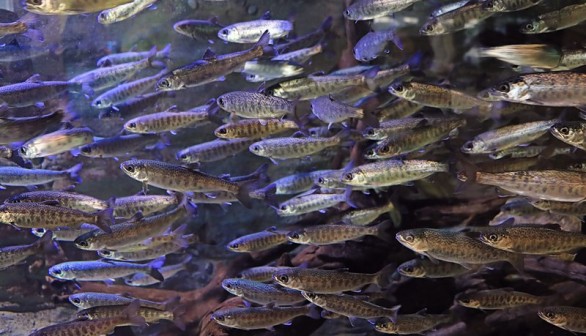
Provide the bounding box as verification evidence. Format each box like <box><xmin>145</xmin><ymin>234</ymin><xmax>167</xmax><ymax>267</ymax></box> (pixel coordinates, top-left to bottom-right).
<box><xmin>559</xmin><ymin>127</ymin><xmax>570</xmax><ymax>135</ymax></box>
<box><xmin>128</xmin><ymin>122</ymin><xmax>137</xmax><ymax>129</ymax></box>
<box><xmin>464</xmin><ymin>142</ymin><xmax>474</xmax><ymax>149</ymax></box>
<box><xmin>94</xmin><ymin>100</ymin><xmax>102</xmax><ymax>106</ymax></box>
<box><xmin>404</xmin><ymin>234</ymin><xmax>414</xmax><ymax>242</ymax></box>
<box><xmin>544</xmin><ymin>312</ymin><xmax>555</xmax><ymax>319</ymax></box>
<box><xmin>20</xmin><ymin>147</ymin><xmax>26</xmax><ymax>154</ymax></box>
<box><xmin>487</xmin><ymin>233</ymin><xmax>499</xmax><ymax>241</ymax></box>
<box><xmin>379</xmin><ymin>322</ymin><xmax>389</xmax><ymax>328</ymax></box>
<box><xmin>289</xmin><ymin>232</ymin><xmax>299</xmax><ymax>239</ymax></box>
<box><xmin>77</xmin><ymin>241</ymin><xmax>89</xmax><ymax>247</ymax></box>
<box><xmin>525</xmin><ymin>23</ymin><xmax>534</xmax><ymax>30</ymax></box>
<box><xmin>230</xmin><ymin>243</ymin><xmax>239</xmax><ymax>249</ymax></box>
<box><xmin>219</xmin><ymin>29</ymin><xmax>229</xmax><ymax>37</ymax></box>
<box><xmin>98</xmin><ymin>12</ymin><xmax>107</xmax><ymax>19</ymax></box>
<box><xmin>403</xmin><ymin>266</ymin><xmax>413</xmax><ymax>273</ymax></box>
<box><xmin>394</xmin><ymin>84</ymin><xmax>404</xmax><ymax>92</ymax></box>
<box><xmin>317</xmin><ymin>177</ymin><xmax>325</xmax><ymax>184</ymax></box>
<box><xmin>179</xmin><ymin>153</ymin><xmax>187</xmax><ymax>160</ymax></box>
<box><xmin>215</xmin><ymin>315</ymin><xmax>225</xmax><ymax>321</ymax></box>
<box><xmin>280</xmin><ymin>205</ymin><xmax>288</xmax><ymax>211</ymax></box>
<box><xmin>159</xmin><ymin>79</ymin><xmax>169</xmax><ymax>88</ymax></box>
<box><xmin>344</xmin><ymin>172</ymin><xmax>354</xmax><ymax>181</ymax></box>
<box><xmin>424</xmin><ymin>24</ymin><xmax>434</xmax><ymax>32</ymax></box>
<box><xmin>344</xmin><ymin>9</ymin><xmax>350</xmax><ymax>16</ymax></box>
<box><xmin>224</xmin><ymin>283</ymin><xmax>232</xmax><ymax>289</ymax></box>
<box><xmin>52</xmin><ymin>269</ymin><xmax>62</xmax><ymax>275</ymax></box>
<box><xmin>252</xmin><ymin>145</ymin><xmax>261</xmax><ymax>152</ymax></box>
<box><xmin>99</xmin><ymin>250</ymin><xmax>110</xmax><ymax>255</ymax></box>
<box><xmin>218</xmin><ymin>128</ymin><xmax>227</xmax><ymax>134</ymax></box>
<box><xmin>484</xmin><ymin>0</ymin><xmax>494</xmax><ymax>8</ymax></box>
<box><xmin>459</xmin><ymin>298</ymin><xmax>470</xmax><ymax>304</ymax></box>
<box><xmin>380</xmin><ymin>145</ymin><xmax>390</xmax><ymax>153</ymax></box>
<box><xmin>502</xmin><ymin>205</ymin><xmax>511</xmax><ymax>211</ymax></box>
<box><xmin>278</xmin><ymin>274</ymin><xmax>289</xmax><ymax>283</ymax></box>
<box><xmin>497</xmin><ymin>83</ymin><xmax>510</xmax><ymax>92</ymax></box>
<box><xmin>124</xmin><ymin>165</ymin><xmax>135</xmax><ymax>173</ymax></box>
<box><xmin>30</xmin><ymin>0</ymin><xmax>42</xmax><ymax>4</ymax></box>
<box><xmin>217</xmin><ymin>98</ymin><xmax>225</xmax><ymax>106</ymax></box>
<box><xmin>366</xmin><ymin>129</ymin><xmax>375</xmax><ymax>136</ymax></box>
<box><xmin>81</xmin><ymin>147</ymin><xmax>91</xmax><ymax>154</ymax></box>
<box><xmin>366</xmin><ymin>149</ymin><xmax>375</xmax><ymax>156</ymax></box>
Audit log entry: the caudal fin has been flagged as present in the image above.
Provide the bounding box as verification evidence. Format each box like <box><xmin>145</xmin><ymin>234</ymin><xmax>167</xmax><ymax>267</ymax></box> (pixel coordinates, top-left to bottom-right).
<box><xmin>66</xmin><ymin>163</ymin><xmax>83</xmax><ymax>184</ymax></box>
<box><xmin>374</xmin><ymin>263</ymin><xmax>394</xmax><ymax>288</ymax></box>
<box><xmin>147</xmin><ymin>256</ymin><xmax>165</xmax><ymax>282</ymax></box>
<box><xmin>94</xmin><ymin>207</ymin><xmax>114</xmax><ymax>233</ymax></box>
<box><xmin>374</xmin><ymin>220</ymin><xmax>393</xmax><ymax>243</ymax></box>
<box><xmin>122</xmin><ymin>300</ymin><xmax>146</xmax><ymax>327</ymax></box>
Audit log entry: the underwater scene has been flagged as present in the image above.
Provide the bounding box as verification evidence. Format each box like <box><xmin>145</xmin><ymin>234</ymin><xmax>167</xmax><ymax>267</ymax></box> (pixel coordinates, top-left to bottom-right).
<box><xmin>0</xmin><ymin>0</ymin><xmax>586</xmax><ymax>335</ymax></box>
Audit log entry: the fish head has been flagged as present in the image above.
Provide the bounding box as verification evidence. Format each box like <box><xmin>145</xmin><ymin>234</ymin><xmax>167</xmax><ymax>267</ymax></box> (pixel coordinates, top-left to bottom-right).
<box><xmin>97</xmin><ymin>250</ymin><xmax>117</xmax><ymax>259</ymax></box>
<box><xmin>521</xmin><ymin>20</ymin><xmax>547</xmax><ymax>34</ymax></box>
<box><xmin>79</xmin><ymin>144</ymin><xmax>98</xmax><ymax>157</ymax></box>
<box><xmin>478</xmin><ymin>230</ymin><xmax>513</xmax><ymax>250</ymax></box>
<box><xmin>249</xmin><ymin>142</ymin><xmax>267</xmax><ymax>157</ymax></box>
<box><xmin>68</xmin><ymin>293</ymin><xmax>91</xmax><ymax>308</ymax></box>
<box><xmin>395</xmin><ymin>229</ymin><xmax>428</xmax><ymax>252</ymax></box>
<box><xmin>397</xmin><ymin>259</ymin><xmax>426</xmax><ymax>277</ymax></box>
<box><xmin>500</xmin><ymin>197</ymin><xmax>531</xmax><ymax>216</ymax></box>
<box><xmin>276</xmin><ymin>202</ymin><xmax>296</xmax><ymax>216</ymax></box>
<box><xmin>362</xmin><ymin>127</ymin><xmax>380</xmax><ymax>140</ymax></box>
<box><xmin>273</xmin><ymin>268</ymin><xmax>303</xmax><ymax>289</ymax></box>
<box><xmin>156</xmin><ymin>76</ymin><xmax>181</xmax><ymax>91</ymax></box>
<box><xmin>538</xmin><ymin>307</ymin><xmax>570</xmax><ymax>327</ymax></box>
<box><xmin>353</xmin><ymin>42</ymin><xmax>378</xmax><ymax>63</ymax></box>
<box><xmin>23</xmin><ymin>0</ymin><xmax>53</xmax><ymax>13</ymax></box>
<box><xmin>486</xmin><ymin>78</ymin><xmax>529</xmax><ymax>102</ymax></box>
<box><xmin>97</xmin><ymin>11</ymin><xmax>114</xmax><ymax>25</ymax></box>
<box><xmin>31</xmin><ymin>228</ymin><xmax>47</xmax><ymax>238</ymax></box>
<box><xmin>217</xmin><ymin>26</ymin><xmax>239</xmax><ymax>42</ymax></box>
<box><xmin>48</xmin><ymin>263</ymin><xmax>74</xmax><ymax>280</ymax></box>
<box><xmin>226</xmin><ymin>237</ymin><xmax>246</xmax><ymax>252</ymax></box>
<box><xmin>375</xmin><ymin>142</ymin><xmax>400</xmax><ymax>158</ymax></box>
<box><xmin>550</xmin><ymin>122</ymin><xmax>585</xmax><ymax>146</ymax></box>
<box><xmin>461</xmin><ymin>139</ymin><xmax>488</xmax><ymax>154</ymax></box>
<box><xmin>455</xmin><ymin>293</ymin><xmax>481</xmax><ymax>308</ymax></box>
<box><xmin>221</xmin><ymin>278</ymin><xmax>245</xmax><ymax>296</ymax></box>
<box><xmin>343</xmin><ymin>4</ymin><xmax>363</xmax><ymax>21</ymax></box>
<box><xmin>388</xmin><ymin>81</ymin><xmax>416</xmax><ymax>101</ymax></box>
<box><xmin>211</xmin><ymin>310</ymin><xmax>237</xmax><ymax>327</ymax></box>
<box><xmin>287</xmin><ymin>229</ymin><xmax>311</xmax><ymax>244</ymax></box>
<box><xmin>92</xmin><ymin>96</ymin><xmax>113</xmax><ymax>109</ymax></box>
<box><xmin>120</xmin><ymin>159</ymin><xmax>149</xmax><ymax>181</ymax></box>
<box><xmin>19</xmin><ymin>143</ymin><xmax>38</xmax><ymax>159</ymax></box>
<box><xmin>568</xmin><ymin>162</ymin><xmax>586</xmax><ymax>172</ymax></box>
<box><xmin>341</xmin><ymin>168</ymin><xmax>367</xmax><ymax>186</ymax></box>
<box><xmin>214</xmin><ymin>125</ymin><xmax>233</xmax><ymax>139</ymax></box>
<box><xmin>176</xmin><ymin>149</ymin><xmax>195</xmax><ymax>164</ymax></box>
<box><xmin>74</xmin><ymin>233</ymin><xmax>100</xmax><ymax>251</ymax></box>
<box><xmin>374</xmin><ymin>318</ymin><xmax>398</xmax><ymax>333</ymax></box>
<box><xmin>420</xmin><ymin>18</ymin><xmax>445</xmax><ymax>36</ymax></box>
<box><xmin>481</xmin><ymin>0</ymin><xmax>507</xmax><ymax>12</ymax></box>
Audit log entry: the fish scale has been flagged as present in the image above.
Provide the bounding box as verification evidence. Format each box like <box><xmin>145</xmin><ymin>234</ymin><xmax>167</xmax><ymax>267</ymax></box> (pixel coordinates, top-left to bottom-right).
<box><xmin>277</xmin><ymin>193</ymin><xmax>345</xmax><ymax>216</ymax></box>
<box><xmin>479</xmin><ymin>226</ymin><xmax>586</xmax><ymax>254</ymax></box>
<box><xmin>227</xmin><ymin>229</ymin><xmax>288</xmax><ymax>252</ymax></box>
<box><xmin>250</xmin><ymin>136</ymin><xmax>341</xmax><ymax>160</ymax></box>
<box><xmin>178</xmin><ymin>138</ymin><xmax>255</xmax><ymax>163</ymax></box>
<box><xmin>215</xmin><ymin>118</ymin><xmax>298</xmax><ymax>139</ymax></box>
<box><xmin>376</xmin><ymin>314</ymin><xmax>452</xmax><ymax>334</ymax></box>
<box><xmin>222</xmin><ymin>278</ymin><xmax>304</xmax><ymax>305</ymax></box>
<box><xmin>342</xmin><ymin>159</ymin><xmax>448</xmax><ymax>187</ymax></box>
<box><xmin>288</xmin><ymin>224</ymin><xmax>382</xmax><ymax>245</ymax></box>
<box><xmin>303</xmin><ymin>292</ymin><xmax>399</xmax><ymax>320</ymax></box>
<box><xmin>273</xmin><ymin>267</ymin><xmax>389</xmax><ymax>293</ymax></box>
<box><xmin>397</xmin><ymin>258</ymin><xmax>468</xmax><ymax>278</ymax></box>
<box><xmin>457</xmin><ymin>289</ymin><xmax>545</xmax><ymax>309</ymax></box>
<box><xmin>124</xmin><ymin>110</ymin><xmax>208</xmax><ymax>134</ymax></box>
<box><xmin>212</xmin><ymin>305</ymin><xmax>314</xmax><ymax>330</ymax></box>
<box><xmin>539</xmin><ymin>306</ymin><xmax>586</xmax><ymax>333</ymax></box>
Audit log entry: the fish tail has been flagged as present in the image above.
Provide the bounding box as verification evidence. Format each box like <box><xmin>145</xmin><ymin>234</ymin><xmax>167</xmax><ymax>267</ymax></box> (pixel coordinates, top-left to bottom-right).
<box><xmin>171</xmin><ymin>224</ymin><xmax>191</xmax><ymax>248</ymax></box>
<box><xmin>306</xmin><ymin>304</ymin><xmax>321</xmax><ymax>320</ymax></box>
<box><xmin>374</xmin><ymin>220</ymin><xmax>394</xmax><ymax>243</ymax></box>
<box><xmin>176</xmin><ymin>193</ymin><xmax>197</xmax><ymax>217</ymax></box>
<box><xmin>374</xmin><ymin>263</ymin><xmax>394</xmax><ymax>288</ymax></box>
<box><xmin>159</xmin><ymin>43</ymin><xmax>172</xmax><ymax>59</ymax></box>
<box><xmin>386</xmin><ymin>305</ymin><xmax>401</xmax><ymax>323</ymax></box>
<box><xmin>122</xmin><ymin>300</ymin><xmax>146</xmax><ymax>327</ymax></box>
<box><xmin>163</xmin><ymin>296</ymin><xmax>187</xmax><ymax>330</ymax></box>
<box><xmin>66</xmin><ymin>163</ymin><xmax>83</xmax><ymax>184</ymax></box>
<box><xmin>94</xmin><ymin>207</ymin><xmax>114</xmax><ymax>234</ymax></box>
<box><xmin>385</xmin><ymin>201</ymin><xmax>402</xmax><ymax>227</ymax></box>
<box><xmin>254</xmin><ymin>30</ymin><xmax>271</xmax><ymax>55</ymax></box>
<box><xmin>147</xmin><ymin>256</ymin><xmax>165</xmax><ymax>282</ymax></box>
<box><xmin>320</xmin><ymin>16</ymin><xmax>333</xmax><ymax>32</ymax></box>
<box><xmin>508</xmin><ymin>253</ymin><xmax>525</xmax><ymax>274</ymax></box>
<box><xmin>236</xmin><ymin>181</ymin><xmax>255</xmax><ymax>209</ymax></box>
<box><xmin>34</xmin><ymin>230</ymin><xmax>55</xmax><ymax>252</ymax></box>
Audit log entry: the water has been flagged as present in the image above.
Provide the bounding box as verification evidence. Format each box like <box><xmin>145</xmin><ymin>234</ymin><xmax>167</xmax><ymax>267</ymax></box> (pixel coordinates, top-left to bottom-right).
<box><xmin>0</xmin><ymin>0</ymin><xmax>584</xmax><ymax>335</ymax></box>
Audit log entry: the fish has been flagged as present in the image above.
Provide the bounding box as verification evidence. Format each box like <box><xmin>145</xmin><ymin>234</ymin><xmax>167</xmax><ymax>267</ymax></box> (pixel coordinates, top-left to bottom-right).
<box><xmin>0</xmin><ymin>201</ymin><xmax>113</xmax><ymax>233</ymax></box>
<box><xmin>550</xmin><ymin>121</ymin><xmax>586</xmax><ymax>151</ymax></box>
<box><xmin>92</xmin><ymin>69</ymin><xmax>167</xmax><ymax>109</ymax></box>
<box><xmin>478</xmin><ymin>226</ymin><xmax>586</xmax><ymax>255</ymax></box>
<box><xmin>362</xmin><ymin>118</ymin><xmax>439</xmax><ymax>140</ymax></box>
<box><xmin>287</xmin><ymin>221</ymin><xmax>392</xmax><ymax>245</ymax></box>
<box><xmin>420</xmin><ymin>1</ymin><xmax>494</xmax><ymax>35</ymax></box>
<box><xmin>529</xmin><ymin>199</ymin><xmax>586</xmax><ymax>216</ymax></box>
<box><xmin>211</xmin><ymin>304</ymin><xmax>318</xmax><ymax>330</ymax></box>
<box><xmin>177</xmin><ymin>138</ymin><xmax>256</xmax><ymax>164</ymax></box>
<box><xmin>0</xmin><ymin>163</ymin><xmax>82</xmax><ymax>188</ymax></box>
<box><xmin>48</xmin><ymin>258</ymin><xmax>165</xmax><ymax>282</ymax></box>
<box><xmin>125</xmin><ymin>255</ymin><xmax>192</xmax><ymax>286</ymax></box>
<box><xmin>389</xmin><ymin>80</ymin><xmax>490</xmax><ymax>112</ymax></box>
<box><xmin>342</xmin><ymin>159</ymin><xmax>449</xmax><ymax>188</ymax></box>
<box><xmin>238</xmin><ymin>266</ymin><xmax>294</xmax><ymax>282</ymax></box>
<box><xmin>20</xmin><ymin>127</ymin><xmax>94</xmax><ymax>159</ymax></box>
<box><xmin>74</xmin><ymin>199</ymin><xmax>193</xmax><ymax>251</ymax></box>
<box><xmin>0</xmin><ymin>233</ymin><xmax>52</xmax><ymax>269</ymax></box>
<box><xmin>456</xmin><ymin>289</ymin><xmax>546</xmax><ymax>310</ymax></box>
<box><xmin>79</xmin><ymin>134</ymin><xmax>161</xmax><ymax>158</ymax></box>
<box><xmin>396</xmin><ymin>258</ymin><xmax>469</xmax><ymax>278</ymax></box>
<box><xmin>521</xmin><ymin>3</ymin><xmax>586</xmax><ymax>34</ymax></box>
<box><xmin>69</xmin><ymin>50</ymin><xmax>157</xmax><ymax>94</ymax></box>
<box><xmin>214</xmin><ymin>118</ymin><xmax>298</xmax><ymax>139</ymax></box>
<box><xmin>0</xmin><ymin>109</ymin><xmax>66</xmax><ymax>144</ymax></box>
<box><xmin>24</xmin><ymin>0</ymin><xmax>134</xmax><ymax>15</ymax></box>
<box><xmin>68</xmin><ymin>292</ymin><xmax>171</xmax><ymax>310</ymax></box>
<box><xmin>458</xmin><ymin>169</ymin><xmax>586</xmax><ymax>202</ymax></box>
<box><xmin>173</xmin><ymin>17</ymin><xmax>224</xmax><ymax>41</ymax></box>
<box><xmin>29</xmin><ymin>301</ymin><xmax>145</xmax><ymax>336</ymax></box>
<box><xmin>396</xmin><ymin>228</ymin><xmax>525</xmax><ymax>271</ymax></box>
<box><xmin>227</xmin><ymin>227</ymin><xmax>289</xmax><ymax>253</ymax></box>
<box><xmin>113</xmin><ymin>193</ymin><xmax>181</xmax><ymax>218</ymax></box>
<box><xmin>273</xmin><ymin>264</ymin><xmax>393</xmax><ymax>293</ymax></box>
<box><xmin>353</xmin><ymin>29</ymin><xmax>402</xmax><ymax>62</ymax></box>
<box><xmin>277</xmin><ymin>193</ymin><xmax>345</xmax><ymax>216</ymax></box>
<box><xmin>374</xmin><ymin>313</ymin><xmax>452</xmax><ymax>334</ymax></box>
<box><xmin>461</xmin><ymin>119</ymin><xmax>557</xmax><ymax>154</ymax></box>
<box><xmin>343</xmin><ymin>0</ymin><xmax>421</xmax><ymax>20</ymax></box>
<box><xmin>76</xmin><ymin>303</ymin><xmax>183</xmax><ymax>330</ymax></box>
<box><xmin>156</xmin><ymin>31</ymin><xmax>270</xmax><ymax>91</ymax></box>
<box><xmin>218</xmin><ymin>19</ymin><xmax>292</xmax><ymax>43</ymax></box>
<box><xmin>272</xmin><ymin>43</ymin><xmax>323</xmax><ymax>64</ymax></box>
<box><xmin>375</xmin><ymin>98</ymin><xmax>424</xmax><ymax>121</ymax></box>
<box><xmin>311</xmin><ymin>95</ymin><xmax>364</xmax><ymax>125</ymax></box>
<box><xmin>0</xmin><ymin>75</ymin><xmax>79</xmax><ymax>107</ymax></box>
<box><xmin>302</xmin><ymin>292</ymin><xmax>399</xmax><ymax>323</ymax></box>
<box><xmin>489</xmin><ymin>146</ymin><xmax>572</xmax><ymax>160</ymax></box>
<box><xmin>123</xmin><ymin>107</ymin><xmax>208</xmax><ymax>134</ymax></box>
<box><xmin>250</xmin><ymin>170</ymin><xmax>335</xmax><ymax>200</ymax></box>
<box><xmin>222</xmin><ymin>278</ymin><xmax>305</xmax><ymax>305</ymax></box>
<box><xmin>120</xmin><ymin>159</ymin><xmax>255</xmax><ymax>207</ymax></box>
<box><xmin>97</xmin><ymin>0</ymin><xmax>158</xmax><ymax>25</ymax></box>
<box><xmin>98</xmin><ymin>91</ymin><xmax>175</xmax><ymax>121</ymax></box>
<box><xmin>5</xmin><ymin>190</ymin><xmax>107</xmax><ymax>212</ymax></box>
<box><xmin>482</xmin><ymin>0</ymin><xmax>543</xmax><ymax>12</ymax></box>
<box><xmin>241</xmin><ymin>60</ymin><xmax>304</xmax><ymax>81</ymax></box>
<box><xmin>538</xmin><ymin>306</ymin><xmax>586</xmax><ymax>333</ymax></box>
<box><xmin>480</xmin><ymin>72</ymin><xmax>586</xmax><ymax>107</ymax></box>
<box><xmin>475</xmin><ymin>44</ymin><xmax>561</xmax><ymax>70</ymax></box>
<box><xmin>269</xmin><ymin>71</ymin><xmax>377</xmax><ymax>100</ymax></box>
<box><xmin>97</xmin><ymin>44</ymin><xmax>171</xmax><ymax>67</ymax></box>
<box><xmin>249</xmin><ymin>134</ymin><xmax>344</xmax><ymax>162</ymax></box>
<box><xmin>216</xmin><ymin>91</ymin><xmax>295</xmax><ymax>119</ymax></box>
<box><xmin>31</xmin><ymin>224</ymin><xmax>98</xmax><ymax>242</ymax></box>
<box><xmin>341</xmin><ymin>201</ymin><xmax>400</xmax><ymax>226</ymax></box>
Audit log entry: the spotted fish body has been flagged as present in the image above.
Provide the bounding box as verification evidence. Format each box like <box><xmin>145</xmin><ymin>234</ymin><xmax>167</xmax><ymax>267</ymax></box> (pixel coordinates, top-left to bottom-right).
<box><xmin>214</xmin><ymin>118</ymin><xmax>298</xmax><ymax>139</ymax></box>
<box><xmin>227</xmin><ymin>229</ymin><xmax>288</xmax><ymax>253</ymax></box>
<box><xmin>389</xmin><ymin>80</ymin><xmax>490</xmax><ymax>110</ymax></box>
<box><xmin>396</xmin><ymin>258</ymin><xmax>468</xmax><ymax>278</ymax></box>
<box><xmin>177</xmin><ymin>139</ymin><xmax>255</xmax><ymax>164</ymax></box>
<box><xmin>376</xmin><ymin>99</ymin><xmax>424</xmax><ymax>121</ymax></box>
<box><xmin>92</xmin><ymin>70</ymin><xmax>166</xmax><ymax>109</ymax></box>
<box><xmin>302</xmin><ymin>292</ymin><xmax>399</xmax><ymax>321</ymax></box>
<box><xmin>217</xmin><ymin>91</ymin><xmax>295</xmax><ymax>119</ymax></box>
<box><xmin>24</xmin><ymin>0</ymin><xmax>134</xmax><ymax>15</ymax></box>
<box><xmin>222</xmin><ymin>278</ymin><xmax>305</xmax><ymax>305</ymax></box>
<box><xmin>342</xmin><ymin>160</ymin><xmax>449</xmax><ymax>188</ymax></box>
<box><xmin>113</xmin><ymin>194</ymin><xmax>180</xmax><ymax>218</ymax></box>
<box><xmin>211</xmin><ymin>305</ymin><xmax>316</xmax><ymax>330</ymax></box>
<box><xmin>538</xmin><ymin>306</ymin><xmax>586</xmax><ymax>333</ymax></box>
<box><xmin>79</xmin><ymin>134</ymin><xmax>160</xmax><ymax>158</ymax></box>
<box><xmin>68</xmin><ymin>292</ymin><xmax>168</xmax><ymax>310</ymax></box>
<box><xmin>6</xmin><ymin>191</ymin><xmax>107</xmax><ymax>212</ymax></box>
<box><xmin>250</xmin><ymin>135</ymin><xmax>342</xmax><ymax>160</ymax></box>
<box><xmin>0</xmin><ymin>234</ymin><xmax>51</xmax><ymax>269</ymax></box>
<box><xmin>20</xmin><ymin>127</ymin><xmax>94</xmax><ymax>158</ymax></box>
<box><xmin>238</xmin><ymin>266</ymin><xmax>294</xmax><ymax>282</ymax></box>
<box><xmin>478</xmin><ymin>226</ymin><xmax>586</xmax><ymax>254</ymax></box>
<box><xmin>344</xmin><ymin>0</ymin><xmax>421</xmax><ymax>20</ymax></box>
<box><xmin>277</xmin><ymin>193</ymin><xmax>345</xmax><ymax>216</ymax></box>
<box><xmin>124</xmin><ymin>110</ymin><xmax>208</xmax><ymax>134</ymax></box>
<box><xmin>375</xmin><ymin>314</ymin><xmax>452</xmax><ymax>334</ymax></box>
<box><xmin>457</xmin><ymin>289</ymin><xmax>545</xmax><ymax>309</ymax></box>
